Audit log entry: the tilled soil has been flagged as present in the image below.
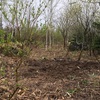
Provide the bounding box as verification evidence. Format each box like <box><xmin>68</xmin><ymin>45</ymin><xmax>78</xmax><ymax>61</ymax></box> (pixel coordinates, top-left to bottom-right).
<box><xmin>0</xmin><ymin>48</ymin><xmax>100</xmax><ymax>100</ymax></box>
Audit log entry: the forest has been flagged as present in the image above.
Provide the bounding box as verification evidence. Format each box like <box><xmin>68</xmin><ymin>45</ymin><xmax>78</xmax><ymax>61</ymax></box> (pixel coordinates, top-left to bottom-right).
<box><xmin>0</xmin><ymin>0</ymin><xmax>100</xmax><ymax>100</ymax></box>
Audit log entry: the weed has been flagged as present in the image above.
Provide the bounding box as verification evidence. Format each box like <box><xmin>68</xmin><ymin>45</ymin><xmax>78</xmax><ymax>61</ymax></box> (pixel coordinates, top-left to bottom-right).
<box><xmin>0</xmin><ymin>66</ymin><xmax>6</xmax><ymax>77</ymax></box>
<box><xmin>81</xmin><ymin>79</ymin><xmax>89</xmax><ymax>85</ymax></box>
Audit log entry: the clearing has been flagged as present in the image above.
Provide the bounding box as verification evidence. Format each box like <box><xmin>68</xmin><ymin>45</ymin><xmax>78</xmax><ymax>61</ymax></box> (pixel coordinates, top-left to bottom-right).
<box><xmin>0</xmin><ymin>48</ymin><xmax>100</xmax><ymax>100</ymax></box>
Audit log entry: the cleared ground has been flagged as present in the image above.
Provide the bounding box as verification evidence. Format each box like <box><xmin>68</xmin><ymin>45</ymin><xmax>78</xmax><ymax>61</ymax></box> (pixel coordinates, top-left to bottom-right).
<box><xmin>0</xmin><ymin>48</ymin><xmax>100</xmax><ymax>100</ymax></box>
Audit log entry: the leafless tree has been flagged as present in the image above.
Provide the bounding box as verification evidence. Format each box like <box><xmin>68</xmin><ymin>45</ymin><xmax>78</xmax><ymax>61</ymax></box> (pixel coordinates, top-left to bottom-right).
<box><xmin>58</xmin><ymin>6</ymin><xmax>74</xmax><ymax>49</ymax></box>
<box><xmin>44</xmin><ymin>0</ymin><xmax>61</xmax><ymax>50</ymax></box>
<box><xmin>68</xmin><ymin>0</ymin><xmax>100</xmax><ymax>61</ymax></box>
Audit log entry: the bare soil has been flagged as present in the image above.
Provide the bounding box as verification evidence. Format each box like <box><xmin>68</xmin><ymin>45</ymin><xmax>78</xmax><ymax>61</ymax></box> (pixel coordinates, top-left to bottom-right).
<box><xmin>0</xmin><ymin>48</ymin><xmax>100</xmax><ymax>100</ymax></box>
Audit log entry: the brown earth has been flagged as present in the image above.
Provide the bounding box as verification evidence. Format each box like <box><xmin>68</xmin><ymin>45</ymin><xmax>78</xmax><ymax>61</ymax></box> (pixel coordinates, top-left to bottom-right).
<box><xmin>0</xmin><ymin>48</ymin><xmax>100</xmax><ymax>100</ymax></box>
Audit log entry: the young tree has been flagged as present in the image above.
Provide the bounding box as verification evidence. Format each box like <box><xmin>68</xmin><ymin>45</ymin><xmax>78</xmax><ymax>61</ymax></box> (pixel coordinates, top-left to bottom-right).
<box><xmin>68</xmin><ymin>0</ymin><xmax>100</xmax><ymax>60</ymax></box>
<box><xmin>58</xmin><ymin>5</ymin><xmax>75</xmax><ymax>49</ymax></box>
<box><xmin>0</xmin><ymin>0</ymin><xmax>7</xmax><ymax>29</ymax></box>
<box><xmin>44</xmin><ymin>0</ymin><xmax>60</xmax><ymax>50</ymax></box>
<box><xmin>2</xmin><ymin>0</ymin><xmax>50</xmax><ymax>42</ymax></box>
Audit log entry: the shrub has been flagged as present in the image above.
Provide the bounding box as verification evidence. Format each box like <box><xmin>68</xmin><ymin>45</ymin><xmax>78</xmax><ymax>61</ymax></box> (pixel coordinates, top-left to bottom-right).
<box><xmin>0</xmin><ymin>42</ymin><xmax>28</xmax><ymax>57</ymax></box>
<box><xmin>93</xmin><ymin>36</ymin><xmax>100</xmax><ymax>55</ymax></box>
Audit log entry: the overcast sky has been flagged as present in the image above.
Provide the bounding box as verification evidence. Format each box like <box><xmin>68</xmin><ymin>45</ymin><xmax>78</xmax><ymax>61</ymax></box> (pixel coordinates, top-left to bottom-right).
<box><xmin>2</xmin><ymin>0</ymin><xmax>67</xmax><ymax>27</ymax></box>
<box><xmin>2</xmin><ymin>0</ymin><xmax>100</xmax><ymax>28</ymax></box>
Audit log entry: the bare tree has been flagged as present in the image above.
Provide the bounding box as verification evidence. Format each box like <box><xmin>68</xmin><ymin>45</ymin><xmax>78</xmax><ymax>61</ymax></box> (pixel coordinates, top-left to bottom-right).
<box><xmin>68</xmin><ymin>0</ymin><xmax>100</xmax><ymax>61</ymax></box>
<box><xmin>2</xmin><ymin>0</ymin><xmax>50</xmax><ymax>42</ymax></box>
<box><xmin>44</xmin><ymin>0</ymin><xmax>61</xmax><ymax>50</ymax></box>
<box><xmin>0</xmin><ymin>0</ymin><xmax>7</xmax><ymax>29</ymax></box>
<box><xmin>58</xmin><ymin>6</ymin><xmax>74</xmax><ymax>49</ymax></box>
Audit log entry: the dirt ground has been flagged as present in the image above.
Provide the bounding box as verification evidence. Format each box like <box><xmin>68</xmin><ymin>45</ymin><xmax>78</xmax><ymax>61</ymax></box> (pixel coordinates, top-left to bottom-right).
<box><xmin>0</xmin><ymin>48</ymin><xmax>100</xmax><ymax>100</ymax></box>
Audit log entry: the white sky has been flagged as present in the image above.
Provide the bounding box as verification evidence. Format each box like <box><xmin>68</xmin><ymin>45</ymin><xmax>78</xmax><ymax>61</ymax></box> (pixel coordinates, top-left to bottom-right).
<box><xmin>2</xmin><ymin>0</ymin><xmax>67</xmax><ymax>28</ymax></box>
<box><xmin>2</xmin><ymin>0</ymin><xmax>100</xmax><ymax>28</ymax></box>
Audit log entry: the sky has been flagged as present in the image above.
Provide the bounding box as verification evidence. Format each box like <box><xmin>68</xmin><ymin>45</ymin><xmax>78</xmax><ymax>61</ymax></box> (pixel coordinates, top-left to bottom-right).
<box><xmin>1</xmin><ymin>0</ymin><xmax>67</xmax><ymax>28</ymax></box>
<box><xmin>2</xmin><ymin>0</ymin><xmax>100</xmax><ymax>28</ymax></box>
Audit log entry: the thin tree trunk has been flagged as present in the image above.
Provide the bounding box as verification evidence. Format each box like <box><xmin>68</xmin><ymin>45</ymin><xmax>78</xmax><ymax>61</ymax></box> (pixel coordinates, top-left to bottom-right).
<box><xmin>0</xmin><ymin>0</ymin><xmax>3</xmax><ymax>29</ymax></box>
<box><xmin>63</xmin><ymin>37</ymin><xmax>66</xmax><ymax>49</ymax></box>
<box><xmin>63</xmin><ymin>35</ymin><xmax>67</xmax><ymax>50</ymax></box>
<box><xmin>49</xmin><ymin>30</ymin><xmax>52</xmax><ymax>49</ymax></box>
<box><xmin>77</xmin><ymin>29</ymin><xmax>86</xmax><ymax>61</ymax></box>
<box><xmin>77</xmin><ymin>47</ymin><xmax>83</xmax><ymax>61</ymax></box>
<box><xmin>45</xmin><ymin>30</ymin><xmax>48</xmax><ymax>50</ymax></box>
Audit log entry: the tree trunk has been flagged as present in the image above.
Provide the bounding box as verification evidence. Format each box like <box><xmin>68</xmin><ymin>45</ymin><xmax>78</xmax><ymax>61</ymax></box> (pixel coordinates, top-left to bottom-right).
<box><xmin>77</xmin><ymin>31</ymin><xmax>85</xmax><ymax>61</ymax></box>
<box><xmin>78</xmin><ymin>47</ymin><xmax>83</xmax><ymax>61</ymax></box>
<box><xmin>49</xmin><ymin>30</ymin><xmax>52</xmax><ymax>49</ymax></box>
<box><xmin>63</xmin><ymin>37</ymin><xmax>66</xmax><ymax>49</ymax></box>
<box><xmin>0</xmin><ymin>0</ymin><xmax>3</xmax><ymax>29</ymax></box>
<box><xmin>45</xmin><ymin>30</ymin><xmax>48</xmax><ymax>50</ymax></box>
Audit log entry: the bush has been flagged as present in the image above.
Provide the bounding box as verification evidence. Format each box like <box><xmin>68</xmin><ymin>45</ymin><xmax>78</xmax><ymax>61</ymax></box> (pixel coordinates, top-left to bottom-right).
<box><xmin>93</xmin><ymin>36</ymin><xmax>100</xmax><ymax>55</ymax></box>
<box><xmin>0</xmin><ymin>42</ymin><xmax>28</xmax><ymax>57</ymax></box>
<box><xmin>69</xmin><ymin>42</ymin><xmax>82</xmax><ymax>51</ymax></box>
